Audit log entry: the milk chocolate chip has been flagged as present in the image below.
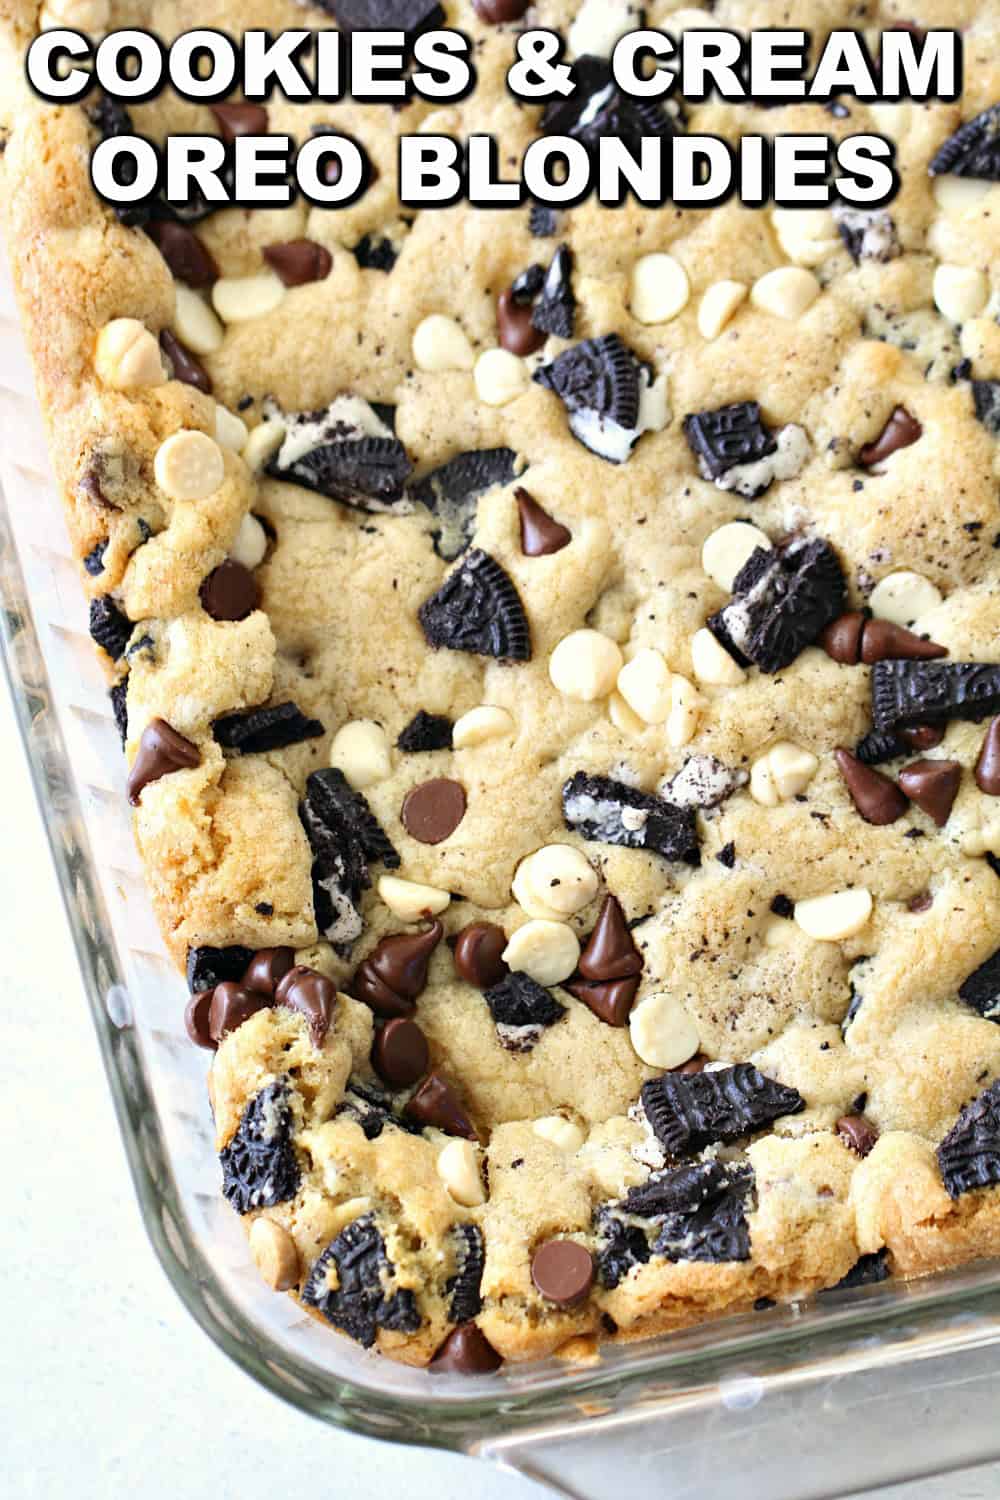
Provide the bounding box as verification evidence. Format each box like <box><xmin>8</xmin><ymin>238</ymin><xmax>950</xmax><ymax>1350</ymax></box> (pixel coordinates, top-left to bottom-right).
<box><xmin>372</xmin><ymin>1016</ymin><xmax>430</xmax><ymax>1087</ymax></box>
<box><xmin>126</xmin><ymin>718</ymin><xmax>200</xmax><ymax>804</ymax></box>
<box><xmin>200</xmin><ymin>560</ymin><xmax>260</xmax><ymax>622</ymax></box>
<box><xmin>405</xmin><ymin>1071</ymin><xmax>476</xmax><ymax>1137</ymax></box>
<box><xmin>834</xmin><ymin>748</ymin><xmax>908</xmax><ymax>825</ymax></box>
<box><xmin>497</xmin><ymin>288</ymin><xmax>545</xmax><ymax>356</ymax></box>
<box><xmin>976</xmin><ymin>718</ymin><xmax>1000</xmax><ymax>795</ymax></box>
<box><xmin>274</xmin><ymin>965</ymin><xmax>336</xmax><ymax>1046</ymax></box>
<box><xmin>515</xmin><ymin>487</ymin><xmax>571</xmax><ymax>557</ymax></box>
<box><xmin>350</xmin><ymin>921</ymin><xmax>443</xmax><ymax>1017</ymax></box>
<box><xmin>145</xmin><ymin>220</ymin><xmax>218</xmax><ymax>288</ymax></box>
<box><xmin>858</xmin><ymin>406</ymin><xmax>922</xmax><ymax>467</ymax></box>
<box><xmin>401</xmin><ymin>778</ymin><xmax>466</xmax><ymax>844</ymax></box>
<box><xmin>263</xmin><ymin>240</ymin><xmax>333</xmax><ymax>288</ymax></box>
<box><xmin>210</xmin><ymin>102</ymin><xmax>268</xmax><ymax>141</ymax></box>
<box><xmin>530</xmin><ymin>1239</ymin><xmax>595</xmax><ymax>1306</ymax></box>
<box><xmin>243</xmin><ymin>947</ymin><xmax>295</xmax><ymax>996</ymax></box>
<box><xmin>429</xmin><ymin>1323</ymin><xmax>502</xmax><ymax>1374</ymax></box>
<box><xmin>208</xmin><ymin>982</ymin><xmax>270</xmax><ymax>1042</ymax></box>
<box><xmin>453</xmin><ymin>922</ymin><xmax>508</xmax><ymax>988</ymax></box>
<box><xmin>898</xmin><ymin>759</ymin><xmax>962</xmax><ymax>826</ymax></box>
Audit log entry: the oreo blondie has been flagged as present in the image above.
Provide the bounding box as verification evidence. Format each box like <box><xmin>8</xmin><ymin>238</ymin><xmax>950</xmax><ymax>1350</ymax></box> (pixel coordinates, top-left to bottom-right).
<box><xmin>4</xmin><ymin>0</ymin><xmax>1000</xmax><ymax>1374</ymax></box>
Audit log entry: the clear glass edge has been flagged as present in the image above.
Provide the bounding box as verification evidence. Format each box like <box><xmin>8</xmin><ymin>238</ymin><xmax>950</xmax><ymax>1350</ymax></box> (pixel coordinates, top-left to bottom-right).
<box><xmin>5</xmin><ymin>466</ymin><xmax>1000</xmax><ymax>1463</ymax></box>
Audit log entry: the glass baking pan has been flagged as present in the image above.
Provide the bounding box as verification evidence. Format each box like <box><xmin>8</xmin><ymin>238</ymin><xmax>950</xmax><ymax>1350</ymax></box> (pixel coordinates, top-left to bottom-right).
<box><xmin>4</xmin><ymin>238</ymin><xmax>1000</xmax><ymax>1500</ymax></box>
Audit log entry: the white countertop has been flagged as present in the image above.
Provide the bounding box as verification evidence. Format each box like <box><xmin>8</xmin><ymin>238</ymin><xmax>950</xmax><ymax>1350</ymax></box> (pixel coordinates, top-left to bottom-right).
<box><xmin>2</xmin><ymin>671</ymin><xmax>998</xmax><ymax>1500</ymax></box>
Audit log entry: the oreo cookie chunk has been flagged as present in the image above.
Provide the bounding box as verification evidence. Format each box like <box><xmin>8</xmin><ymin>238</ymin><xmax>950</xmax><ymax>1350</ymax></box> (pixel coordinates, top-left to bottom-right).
<box><xmin>972</xmin><ymin>380</ymin><xmax>1000</xmax><ymax>436</ymax></box>
<box><xmin>324</xmin><ymin>0</ymin><xmax>443</xmax><ymax>42</ymax></box>
<box><xmin>213</xmin><ymin>702</ymin><xmax>324</xmax><ymax>754</ymax></box>
<box><xmin>823</xmin><ymin>1249</ymin><xmax>890</xmax><ymax>1293</ymax></box>
<box><xmin>707</xmin><ymin>536</ymin><xmax>847</xmax><ymax>674</ymax></box>
<box><xmin>593</xmin><ymin>1205</ymin><xmax>651</xmax><ymax>1289</ymax></box>
<box><xmin>219</xmin><ymin>1080</ymin><xmax>300</xmax><ymax>1214</ymax></box>
<box><xmin>186</xmin><ymin>944</ymin><xmax>255</xmax><ymax>994</ymax></box>
<box><xmin>266</xmin><ymin>396</ymin><xmax>413</xmax><ymax>512</ymax></box>
<box><xmin>83</xmin><ymin>541</ymin><xmax>107</xmax><ymax>576</ymax></box>
<box><xmin>929</xmin><ymin>104</ymin><xmax>1000</xmax><ymax>180</ymax></box>
<box><xmin>854</xmin><ymin>728</ymin><xmax>907</xmax><ymax>766</ymax></box>
<box><xmin>529</xmin><ymin>203</ymin><xmax>558</xmax><ymax>238</ymax></box>
<box><xmin>540</xmin><ymin>55</ymin><xmax>682</xmax><ymax>156</ymax></box>
<box><xmin>483</xmin><ymin>971</ymin><xmax>566</xmax><ymax>1051</ymax></box>
<box><xmin>683</xmin><ymin>402</ymin><xmax>809</xmax><ymax>498</ymax></box>
<box><xmin>335</xmin><ymin>1078</ymin><xmax>421</xmax><ymax>1140</ymax></box>
<box><xmin>110</xmin><ymin>679</ymin><xmax>129</xmax><ymax>748</ymax></box>
<box><xmin>831</xmin><ymin>205</ymin><xmax>900</xmax><ymax>264</ymax></box>
<box><xmin>301</xmin><ymin>1213</ymin><xmax>420</xmax><ymax>1348</ymax></box>
<box><xmin>534</xmin><ymin>334</ymin><xmax>667</xmax><ymax>463</ymax></box>
<box><xmin>89</xmin><ymin>596</ymin><xmax>133</xmax><ymax>661</ymax></box>
<box><xmin>419</xmin><ymin>549</ymin><xmax>531</xmax><ymax>661</ymax></box>
<box><xmin>958</xmin><ymin>949</ymin><xmax>1000</xmax><ymax>1022</ymax></box>
<box><xmin>938</xmin><ymin>1080</ymin><xmax>1000</xmax><ymax>1198</ymax></box>
<box><xmin>352</xmin><ymin>234</ymin><xmax>399</xmax><ymax>273</ymax></box>
<box><xmin>531</xmin><ymin>245</ymin><xmax>576</xmax><ymax>340</ymax></box>
<box><xmin>562</xmin><ymin>772</ymin><xmax>700</xmax><ymax>865</ymax></box>
<box><xmin>871</xmin><ymin>661</ymin><xmax>1000</xmax><ymax>733</ymax></box>
<box><xmin>446</xmin><ymin>1223</ymin><xmax>485</xmax><ymax>1322</ymax></box>
<box><xmin>397</xmin><ymin>710</ymin><xmax>452</xmax><ymax>752</ymax></box>
<box><xmin>640</xmin><ymin>1064</ymin><xmax>804</xmax><ymax>1156</ymax></box>
<box><xmin>635</xmin><ymin>1160</ymin><xmax>755</xmax><ymax>1263</ymax></box>
<box><xmin>409</xmin><ymin>448</ymin><xmax>520</xmax><ymax>560</ymax></box>
<box><xmin>300</xmin><ymin>768</ymin><xmax>400</xmax><ymax>949</ymax></box>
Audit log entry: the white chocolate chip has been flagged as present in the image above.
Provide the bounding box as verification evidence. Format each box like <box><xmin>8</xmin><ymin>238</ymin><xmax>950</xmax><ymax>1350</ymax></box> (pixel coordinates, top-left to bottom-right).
<box><xmin>750</xmin><ymin>266</ymin><xmax>821</xmax><ymax>321</ymax></box>
<box><xmin>616</xmin><ymin>648</ymin><xmax>673</xmax><ymax>724</ymax></box>
<box><xmin>568</xmin><ymin>0</ymin><xmax>638</xmax><ymax>57</ymax></box>
<box><xmin>248</xmin><ymin>1218</ymin><xmax>299</xmax><ymax>1291</ymax></box>
<box><xmin>453</xmin><ymin>704</ymin><xmax>515</xmax><ymax>749</ymax></box>
<box><xmin>771</xmin><ymin>208</ymin><xmax>840</xmax><ymax>267</ymax></box>
<box><xmin>473</xmin><ymin>347</ymin><xmax>528</xmax><ymax>406</ymax></box>
<box><xmin>690</xmin><ymin>628</ymin><xmax>745</xmax><ymax>687</ymax></box>
<box><xmin>794</xmin><ymin>888</ymin><xmax>873</xmax><ymax>941</ymax></box>
<box><xmin>502</xmin><ymin>919</ymin><xmax>580</xmax><ymax>986</ymax></box>
<box><xmin>698</xmin><ymin>280</ymin><xmax>747</xmax><ymax>340</ymax></box>
<box><xmin>215</xmin><ymin>405</ymin><xmax>249</xmax><ymax>452</ymax></box>
<box><xmin>608</xmin><ymin>691</ymin><xmax>646</xmax><ymax>738</ymax></box>
<box><xmin>436</xmin><ymin>1139</ymin><xmax>486</xmax><ymax>1207</ymax></box>
<box><xmin>212</xmin><ymin>272</ymin><xmax>286</xmax><ymax>325</ymax></box>
<box><xmin>933</xmin><ymin>263</ymin><xmax>990</xmax><ymax>324</ymax></box>
<box><xmin>230</xmin><ymin>513</ymin><xmax>268</xmax><ymax>571</ymax></box>
<box><xmin>153</xmin><ymin>430</ymin><xmax>225</xmax><ymax>502</ymax></box>
<box><xmin>412</xmin><ymin>314</ymin><xmax>475</xmax><ymax>372</ymax></box>
<box><xmin>749</xmin><ymin>741</ymin><xmax>818</xmax><ymax>806</ymax></box>
<box><xmin>377</xmin><ymin>875</ymin><xmax>450</xmax><ymax>922</ymax></box>
<box><xmin>242</xmin><ymin>418</ymin><xmax>286</xmax><ymax>472</ymax></box>
<box><xmin>701</xmin><ymin>521</ymin><xmax>772</xmax><ymax>592</ymax></box>
<box><xmin>173</xmin><ymin>285</ymin><xmax>224</xmax><ymax>355</ymax></box>
<box><xmin>549</xmin><ymin>629</ymin><xmax>623</xmax><ymax>702</ymax></box>
<box><xmin>869</xmin><ymin>571</ymin><xmax>942</xmax><ymax>627</ymax></box>
<box><xmin>39</xmin><ymin>0</ymin><xmax>108</xmax><ymax>30</ymax></box>
<box><xmin>94</xmin><ymin>319</ymin><xmax>165</xmax><ymax>391</ymax></box>
<box><xmin>666</xmin><ymin>673</ymin><xmax>702</xmax><ymax>748</ymax></box>
<box><xmin>512</xmin><ymin>856</ymin><xmax>563</xmax><ymax>922</ymax></box>
<box><xmin>932</xmin><ymin>175</ymin><xmax>992</xmax><ymax>215</ymax></box>
<box><xmin>629</xmin><ymin>253</ymin><xmax>690</xmax><ymax>325</ymax></box>
<box><xmin>533</xmin><ymin>1116</ymin><xmax>586</xmax><ymax>1151</ymax></box>
<box><xmin>330</xmin><ymin>719</ymin><xmax>392</xmax><ymax>790</ymax></box>
<box><xmin>516</xmin><ymin>843</ymin><xmax>598</xmax><ymax>917</ymax></box>
<box><xmin>629</xmin><ymin>992</ymin><xmax>700</xmax><ymax>1069</ymax></box>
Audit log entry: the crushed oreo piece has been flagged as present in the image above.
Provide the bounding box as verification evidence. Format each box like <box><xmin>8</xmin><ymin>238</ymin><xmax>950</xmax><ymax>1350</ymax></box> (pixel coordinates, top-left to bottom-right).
<box><xmin>929</xmin><ymin>104</ymin><xmax>1000</xmax><ymax>181</ymax></box>
<box><xmin>641</xmin><ymin>1064</ymin><xmax>804</xmax><ymax>1156</ymax></box>
<box><xmin>832</xmin><ymin>204</ymin><xmax>900</xmax><ymax>264</ymax></box>
<box><xmin>352</xmin><ymin>234</ymin><xmax>399</xmax><ymax>272</ymax></box>
<box><xmin>855</xmin><ymin>728</ymin><xmax>907</xmax><ymax>766</ymax></box>
<box><xmin>562</xmin><ymin>771</ymin><xmax>700</xmax><ymax>865</ymax></box>
<box><xmin>300</xmin><ymin>768</ymin><xmax>399</xmax><ymax>948</ymax></box>
<box><xmin>409</xmin><ymin>448</ymin><xmax>520</xmax><ymax>561</ymax></box>
<box><xmin>649</xmin><ymin>1161</ymin><xmax>754</xmax><ymax>1263</ymax></box>
<box><xmin>511</xmin><ymin>263</ymin><xmax>545</xmax><ymax>303</ymax></box>
<box><xmin>220</xmin><ymin>1080</ymin><xmax>300</xmax><ymax>1214</ymax></box>
<box><xmin>397</xmin><ymin>710</ymin><xmax>453</xmax><ymax>751</ymax></box>
<box><xmin>528</xmin><ymin>202</ymin><xmax>558</xmax><ymax>237</ymax></box>
<box><xmin>531</xmin><ymin>244</ymin><xmax>575</xmax><ymax>339</ymax></box>
<box><xmin>716</xmin><ymin>841</ymin><xmax>736</xmax><ymax>868</ymax></box>
<box><xmin>593</xmin><ymin>1206</ymin><xmax>651</xmax><ymax>1289</ymax></box>
<box><xmin>109</xmin><ymin>679</ymin><xmax>128</xmax><ymax>748</ymax></box>
<box><xmin>83</xmin><ymin>541</ymin><xmax>107</xmax><ymax>576</ymax></box>
<box><xmin>483</xmin><ymin>970</ymin><xmax>566</xmax><ymax>1045</ymax></box>
<box><xmin>958</xmin><ymin>949</ymin><xmax>1000</xmax><ymax>1022</ymax></box>
<box><xmin>271</xmin><ymin>435</ymin><xmax>412</xmax><ymax>511</ymax></box>
<box><xmin>301</xmin><ymin>1212</ymin><xmax>420</xmax><ymax>1347</ymax></box>
<box><xmin>938</xmin><ymin>1080</ymin><xmax>1000</xmax><ymax>1197</ymax></box>
<box><xmin>535</xmin><ymin>334</ymin><xmax>662</xmax><ymax>463</ymax></box>
<box><xmin>447</xmin><ymin>1223</ymin><xmax>485</xmax><ymax>1322</ymax></box>
<box><xmin>824</xmin><ymin>1250</ymin><xmax>890</xmax><ymax>1293</ymax></box>
<box><xmin>419</xmin><ymin>549</ymin><xmax>531</xmax><ymax>661</ymax></box>
<box><xmin>89</xmin><ymin>596</ymin><xmax>132</xmax><ymax>660</ymax></box>
<box><xmin>186</xmin><ymin>944</ymin><xmax>255</xmax><ymax>993</ymax></box>
<box><xmin>683</xmin><ymin>401</ymin><xmax>776</xmax><ymax>482</ymax></box>
<box><xmin>871</xmin><ymin>661</ymin><xmax>1000</xmax><ymax>733</ymax></box>
<box><xmin>661</xmin><ymin>755</ymin><xmax>745</xmax><ymax>810</ymax></box>
<box><xmin>327</xmin><ymin>0</ymin><xmax>443</xmax><ymax>41</ymax></box>
<box><xmin>708</xmin><ymin>536</ymin><xmax>847</xmax><ymax>674</ymax></box>
<box><xmin>972</xmin><ymin>380</ymin><xmax>1000</xmax><ymax>436</ymax></box>
<box><xmin>336</xmin><ymin>1079</ymin><xmax>421</xmax><ymax>1140</ymax></box>
<box><xmin>540</xmin><ymin>54</ymin><xmax>681</xmax><ymax>156</ymax></box>
<box><xmin>212</xmin><ymin>702</ymin><xmax>324</xmax><ymax>755</ymax></box>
